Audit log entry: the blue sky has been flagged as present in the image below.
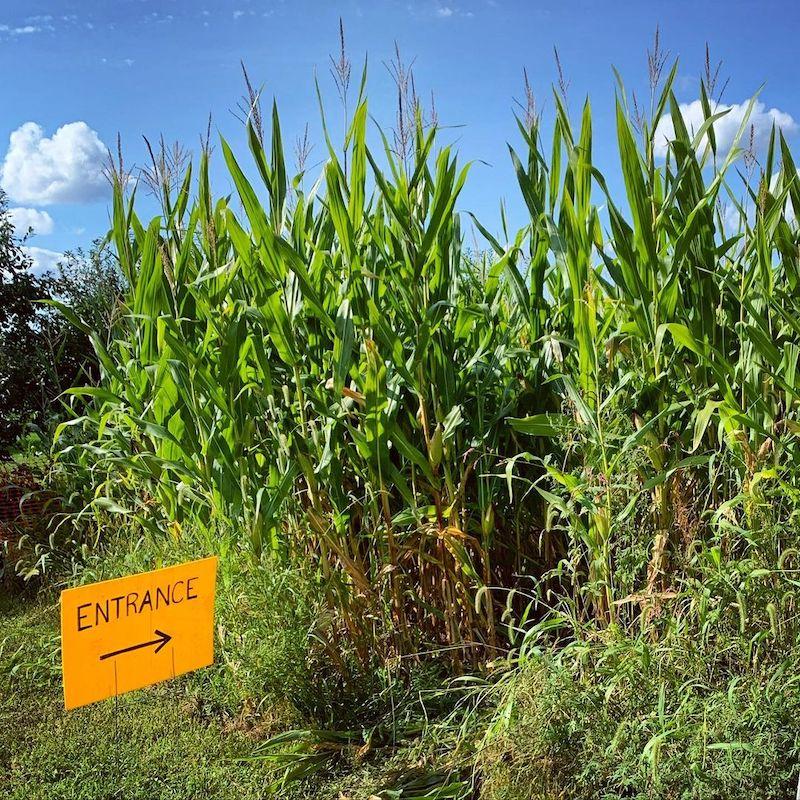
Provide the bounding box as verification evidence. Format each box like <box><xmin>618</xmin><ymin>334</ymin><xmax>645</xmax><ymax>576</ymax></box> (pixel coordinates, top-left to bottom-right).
<box><xmin>2</xmin><ymin>0</ymin><xmax>799</xmax><ymax>271</ymax></box>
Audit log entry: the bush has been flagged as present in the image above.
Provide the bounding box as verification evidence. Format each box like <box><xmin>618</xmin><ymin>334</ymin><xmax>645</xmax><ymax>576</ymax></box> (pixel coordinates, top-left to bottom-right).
<box><xmin>481</xmin><ymin>634</ymin><xmax>800</xmax><ymax>800</ymax></box>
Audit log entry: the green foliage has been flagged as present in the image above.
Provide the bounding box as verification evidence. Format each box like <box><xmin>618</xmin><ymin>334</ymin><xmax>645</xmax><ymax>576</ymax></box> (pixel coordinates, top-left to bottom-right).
<box><xmin>0</xmin><ymin>203</ymin><xmax>123</xmax><ymax>456</ymax></box>
<box><xmin>0</xmin><ymin>192</ymin><xmax>52</xmax><ymax>452</ymax></box>
<box><xmin>481</xmin><ymin>642</ymin><xmax>800</xmax><ymax>800</ymax></box>
<box><xmin>58</xmin><ymin>89</ymin><xmax>534</xmax><ymax>668</ymax></box>
<box><xmin>65</xmin><ymin>60</ymin><xmax>800</xmax><ymax>652</ymax></box>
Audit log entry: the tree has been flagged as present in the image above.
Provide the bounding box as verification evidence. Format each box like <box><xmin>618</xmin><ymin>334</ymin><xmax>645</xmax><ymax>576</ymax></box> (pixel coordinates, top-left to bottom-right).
<box><xmin>0</xmin><ymin>193</ymin><xmax>125</xmax><ymax>455</ymax></box>
<box><xmin>0</xmin><ymin>192</ymin><xmax>54</xmax><ymax>452</ymax></box>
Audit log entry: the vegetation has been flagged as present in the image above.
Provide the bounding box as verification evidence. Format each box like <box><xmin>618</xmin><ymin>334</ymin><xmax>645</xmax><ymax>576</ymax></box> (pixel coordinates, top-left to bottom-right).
<box><xmin>0</xmin><ymin>192</ymin><xmax>52</xmax><ymax>451</ymax></box>
<box><xmin>7</xmin><ymin>37</ymin><xmax>800</xmax><ymax>798</ymax></box>
<box><xmin>0</xmin><ymin>194</ymin><xmax>124</xmax><ymax>454</ymax></box>
<box><xmin>0</xmin><ymin>547</ymin><xmax>305</xmax><ymax>800</ymax></box>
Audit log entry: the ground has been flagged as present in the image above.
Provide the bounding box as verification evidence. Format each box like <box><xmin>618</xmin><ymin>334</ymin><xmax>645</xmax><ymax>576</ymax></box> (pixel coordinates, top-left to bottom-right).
<box><xmin>0</xmin><ymin>588</ymin><xmax>456</xmax><ymax>800</ymax></box>
<box><xmin>0</xmin><ymin>594</ymin><xmax>283</xmax><ymax>800</ymax></box>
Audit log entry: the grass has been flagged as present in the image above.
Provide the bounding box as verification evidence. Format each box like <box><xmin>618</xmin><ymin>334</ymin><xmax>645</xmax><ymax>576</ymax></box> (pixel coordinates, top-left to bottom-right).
<box><xmin>0</xmin><ymin>541</ymin><xmax>316</xmax><ymax>800</ymax></box>
<box><xmin>1</xmin><ymin>524</ymin><xmax>316</xmax><ymax>799</ymax></box>
<box><xmin>1</xmin><ymin>531</ymin><xmax>479</xmax><ymax>799</ymax></box>
<box><xmin>8</xmin><ymin>579</ymin><xmax>800</xmax><ymax>800</ymax></box>
<box><xmin>0</xmin><ymin>595</ymin><xmax>274</xmax><ymax>800</ymax></box>
<box><xmin>480</xmin><ymin>644</ymin><xmax>800</xmax><ymax>800</ymax></box>
<box><xmin>0</xmin><ymin>589</ymin><xmax>482</xmax><ymax>800</ymax></box>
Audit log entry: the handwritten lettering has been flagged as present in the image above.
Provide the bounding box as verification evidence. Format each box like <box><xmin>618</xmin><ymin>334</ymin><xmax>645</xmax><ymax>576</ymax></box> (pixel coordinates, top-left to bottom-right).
<box><xmin>76</xmin><ymin>575</ymin><xmax>200</xmax><ymax>632</ymax></box>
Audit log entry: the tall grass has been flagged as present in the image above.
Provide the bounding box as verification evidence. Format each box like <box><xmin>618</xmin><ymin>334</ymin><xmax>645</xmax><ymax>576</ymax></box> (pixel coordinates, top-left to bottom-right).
<box><xmin>54</xmin><ymin>52</ymin><xmax>800</xmax><ymax>700</ymax></box>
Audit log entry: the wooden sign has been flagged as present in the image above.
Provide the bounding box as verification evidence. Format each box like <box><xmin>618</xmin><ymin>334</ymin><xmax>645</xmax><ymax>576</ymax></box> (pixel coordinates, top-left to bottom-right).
<box><xmin>60</xmin><ymin>556</ymin><xmax>218</xmax><ymax>710</ymax></box>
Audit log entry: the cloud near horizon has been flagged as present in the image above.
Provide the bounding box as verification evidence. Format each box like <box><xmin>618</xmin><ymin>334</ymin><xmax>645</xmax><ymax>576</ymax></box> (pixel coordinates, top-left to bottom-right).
<box><xmin>653</xmin><ymin>98</ymin><xmax>798</xmax><ymax>159</ymax></box>
<box><xmin>8</xmin><ymin>207</ymin><xmax>54</xmax><ymax>236</ymax></box>
<box><xmin>23</xmin><ymin>245</ymin><xmax>63</xmax><ymax>275</ymax></box>
<box><xmin>0</xmin><ymin>121</ymin><xmax>108</xmax><ymax>206</ymax></box>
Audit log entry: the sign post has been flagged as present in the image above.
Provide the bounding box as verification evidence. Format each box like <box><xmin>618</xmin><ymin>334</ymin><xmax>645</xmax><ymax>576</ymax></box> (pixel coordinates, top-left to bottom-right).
<box><xmin>60</xmin><ymin>556</ymin><xmax>218</xmax><ymax>710</ymax></box>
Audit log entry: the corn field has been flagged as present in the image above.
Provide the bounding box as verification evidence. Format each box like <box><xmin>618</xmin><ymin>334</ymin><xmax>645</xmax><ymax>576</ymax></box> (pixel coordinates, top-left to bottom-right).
<box><xmin>55</xmin><ymin>61</ymin><xmax>800</xmax><ymax>673</ymax></box>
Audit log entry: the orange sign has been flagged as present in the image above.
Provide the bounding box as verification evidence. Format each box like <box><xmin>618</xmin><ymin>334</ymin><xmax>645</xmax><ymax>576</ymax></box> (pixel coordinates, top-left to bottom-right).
<box><xmin>60</xmin><ymin>556</ymin><xmax>218</xmax><ymax>710</ymax></box>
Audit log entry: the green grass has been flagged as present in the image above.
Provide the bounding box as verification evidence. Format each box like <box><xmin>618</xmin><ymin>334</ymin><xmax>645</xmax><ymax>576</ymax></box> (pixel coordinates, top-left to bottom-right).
<box><xmin>1</xmin><ymin>534</ymin><xmax>476</xmax><ymax>800</ymax></box>
<box><xmin>0</xmin><ymin>592</ymin><xmax>474</xmax><ymax>800</ymax></box>
<box><xmin>8</xmin><ymin>583</ymin><xmax>800</xmax><ymax>800</ymax></box>
<box><xmin>480</xmin><ymin>644</ymin><xmax>800</xmax><ymax>800</ymax></box>
<box><xmin>1</xmin><ymin>531</ymin><xmax>323</xmax><ymax>800</ymax></box>
<box><xmin>0</xmin><ymin>595</ymin><xmax>276</xmax><ymax>800</ymax></box>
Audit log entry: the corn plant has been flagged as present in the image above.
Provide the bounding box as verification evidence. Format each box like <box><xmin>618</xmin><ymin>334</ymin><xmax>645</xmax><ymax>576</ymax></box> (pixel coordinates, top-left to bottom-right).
<box><xmin>56</xmin><ymin>58</ymin><xmax>800</xmax><ymax>675</ymax></box>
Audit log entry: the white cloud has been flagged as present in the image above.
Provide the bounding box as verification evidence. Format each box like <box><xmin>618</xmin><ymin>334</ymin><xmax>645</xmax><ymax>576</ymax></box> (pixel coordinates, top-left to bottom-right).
<box><xmin>8</xmin><ymin>207</ymin><xmax>54</xmax><ymax>236</ymax></box>
<box><xmin>411</xmin><ymin>4</ymin><xmax>469</xmax><ymax>19</ymax></box>
<box><xmin>101</xmin><ymin>56</ymin><xmax>135</xmax><ymax>68</ymax></box>
<box><xmin>0</xmin><ymin>121</ymin><xmax>108</xmax><ymax>205</ymax></box>
<box><xmin>0</xmin><ymin>24</ymin><xmax>40</xmax><ymax>36</ymax></box>
<box><xmin>23</xmin><ymin>246</ymin><xmax>63</xmax><ymax>275</ymax></box>
<box><xmin>654</xmin><ymin>98</ymin><xmax>797</xmax><ymax>159</ymax></box>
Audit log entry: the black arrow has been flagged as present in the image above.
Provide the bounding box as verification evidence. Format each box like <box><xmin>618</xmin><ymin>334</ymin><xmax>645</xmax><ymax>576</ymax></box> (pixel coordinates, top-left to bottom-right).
<box><xmin>99</xmin><ymin>629</ymin><xmax>173</xmax><ymax>661</ymax></box>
